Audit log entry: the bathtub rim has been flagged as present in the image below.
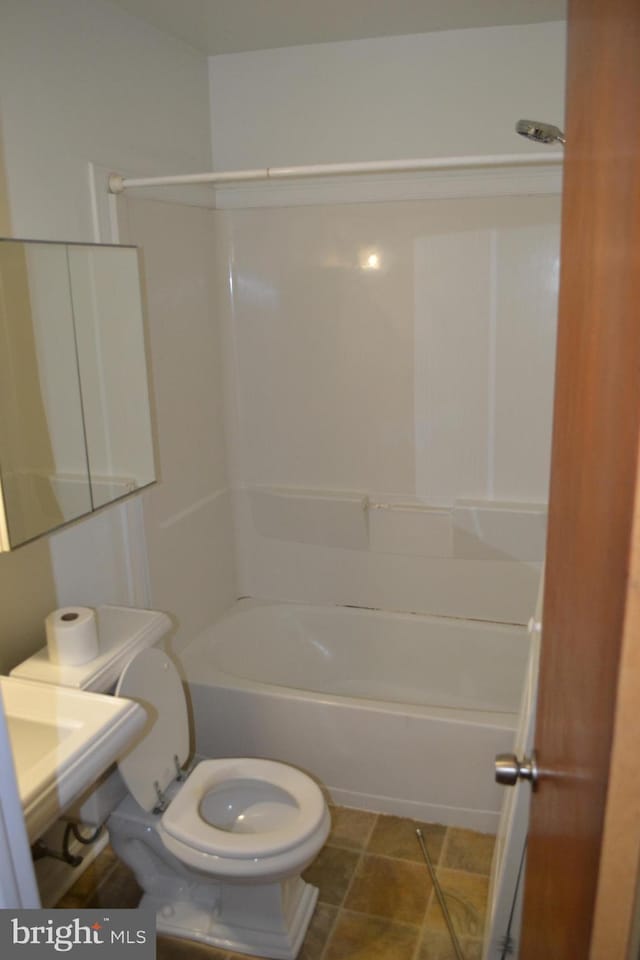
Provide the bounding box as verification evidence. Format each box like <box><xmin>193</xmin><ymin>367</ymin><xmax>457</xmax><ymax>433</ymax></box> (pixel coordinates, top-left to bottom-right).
<box><xmin>178</xmin><ymin>597</ymin><xmax>526</xmax><ymax>732</ymax></box>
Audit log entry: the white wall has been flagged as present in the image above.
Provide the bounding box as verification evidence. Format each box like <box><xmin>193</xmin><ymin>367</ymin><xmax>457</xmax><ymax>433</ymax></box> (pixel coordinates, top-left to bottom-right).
<box><xmin>209</xmin><ymin>22</ymin><xmax>566</xmax><ymax>170</ymax></box>
<box><xmin>0</xmin><ymin>0</ymin><xmax>234</xmax><ymax>667</ymax></box>
<box><xmin>120</xmin><ymin>198</ymin><xmax>236</xmax><ymax>651</ymax></box>
<box><xmin>0</xmin><ymin>0</ymin><xmax>212</xmax><ymax>241</ymax></box>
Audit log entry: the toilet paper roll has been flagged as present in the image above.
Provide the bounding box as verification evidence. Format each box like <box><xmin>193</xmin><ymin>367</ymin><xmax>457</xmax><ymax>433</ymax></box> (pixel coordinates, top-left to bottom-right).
<box><xmin>46</xmin><ymin>607</ymin><xmax>99</xmax><ymax>666</ymax></box>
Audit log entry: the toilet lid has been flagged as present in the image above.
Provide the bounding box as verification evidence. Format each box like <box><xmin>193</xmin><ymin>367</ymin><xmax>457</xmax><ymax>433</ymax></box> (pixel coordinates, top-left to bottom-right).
<box><xmin>115</xmin><ymin>647</ymin><xmax>189</xmax><ymax>812</ymax></box>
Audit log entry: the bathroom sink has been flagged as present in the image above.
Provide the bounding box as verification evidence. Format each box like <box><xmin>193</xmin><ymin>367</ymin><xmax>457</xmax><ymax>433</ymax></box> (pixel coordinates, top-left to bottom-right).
<box><xmin>0</xmin><ymin>675</ymin><xmax>145</xmax><ymax>842</ymax></box>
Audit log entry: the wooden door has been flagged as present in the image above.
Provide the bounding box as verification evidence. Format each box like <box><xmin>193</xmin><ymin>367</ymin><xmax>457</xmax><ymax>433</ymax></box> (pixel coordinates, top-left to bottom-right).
<box><xmin>521</xmin><ymin>0</ymin><xmax>640</xmax><ymax>956</ymax></box>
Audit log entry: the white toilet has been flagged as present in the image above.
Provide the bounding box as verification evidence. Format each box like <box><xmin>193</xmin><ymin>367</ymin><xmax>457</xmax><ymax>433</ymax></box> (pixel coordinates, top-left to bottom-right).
<box><xmin>11</xmin><ymin>607</ymin><xmax>330</xmax><ymax>960</ymax></box>
<box><xmin>109</xmin><ymin>647</ymin><xmax>330</xmax><ymax>959</ymax></box>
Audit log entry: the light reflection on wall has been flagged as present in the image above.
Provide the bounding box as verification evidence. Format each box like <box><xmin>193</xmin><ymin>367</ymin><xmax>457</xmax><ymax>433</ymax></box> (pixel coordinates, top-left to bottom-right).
<box><xmin>360</xmin><ymin>249</ymin><xmax>382</xmax><ymax>271</ymax></box>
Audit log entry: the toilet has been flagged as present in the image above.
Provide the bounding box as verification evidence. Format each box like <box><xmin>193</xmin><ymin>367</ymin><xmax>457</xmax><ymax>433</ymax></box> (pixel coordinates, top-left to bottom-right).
<box><xmin>11</xmin><ymin>606</ymin><xmax>330</xmax><ymax>960</ymax></box>
<box><xmin>108</xmin><ymin>647</ymin><xmax>330</xmax><ymax>959</ymax></box>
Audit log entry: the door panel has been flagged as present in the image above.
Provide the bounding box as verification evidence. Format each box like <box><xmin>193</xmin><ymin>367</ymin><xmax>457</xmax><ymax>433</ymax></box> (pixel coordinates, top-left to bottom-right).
<box><xmin>521</xmin><ymin>0</ymin><xmax>640</xmax><ymax>955</ymax></box>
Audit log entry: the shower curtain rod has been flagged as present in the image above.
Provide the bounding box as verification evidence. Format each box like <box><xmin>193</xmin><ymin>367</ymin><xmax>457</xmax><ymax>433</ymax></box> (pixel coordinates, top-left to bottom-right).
<box><xmin>107</xmin><ymin>152</ymin><xmax>562</xmax><ymax>194</ymax></box>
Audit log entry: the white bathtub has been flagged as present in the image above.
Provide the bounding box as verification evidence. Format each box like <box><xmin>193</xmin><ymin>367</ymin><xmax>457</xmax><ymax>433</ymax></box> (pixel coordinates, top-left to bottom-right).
<box><xmin>178</xmin><ymin>600</ymin><xmax>529</xmax><ymax>832</ymax></box>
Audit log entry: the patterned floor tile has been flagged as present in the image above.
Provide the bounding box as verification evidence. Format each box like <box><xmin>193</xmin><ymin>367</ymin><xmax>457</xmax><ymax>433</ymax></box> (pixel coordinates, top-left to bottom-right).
<box><xmin>417</xmin><ymin>928</ymin><xmax>483</xmax><ymax>960</ymax></box>
<box><xmin>424</xmin><ymin>868</ymin><xmax>489</xmax><ymax>939</ymax></box>
<box><xmin>54</xmin><ymin>807</ymin><xmax>494</xmax><ymax>959</ymax></box>
<box><xmin>298</xmin><ymin>902</ymin><xmax>338</xmax><ymax>960</ymax></box>
<box><xmin>55</xmin><ymin>846</ymin><xmax>118</xmax><ymax>908</ymax></box>
<box><xmin>157</xmin><ymin>936</ymin><xmax>230</xmax><ymax>959</ymax></box>
<box><xmin>327</xmin><ymin>806</ymin><xmax>377</xmax><ymax>850</ymax></box>
<box><xmin>83</xmin><ymin>860</ymin><xmax>142</xmax><ymax>909</ymax></box>
<box><xmin>343</xmin><ymin>853</ymin><xmax>431</xmax><ymax>925</ymax></box>
<box><xmin>324</xmin><ymin>910</ymin><xmax>419</xmax><ymax>960</ymax></box>
<box><xmin>442</xmin><ymin>828</ymin><xmax>495</xmax><ymax>876</ymax></box>
<box><xmin>302</xmin><ymin>846</ymin><xmax>360</xmax><ymax>906</ymax></box>
<box><xmin>54</xmin><ymin>893</ymin><xmax>86</xmax><ymax>909</ymax></box>
<box><xmin>367</xmin><ymin>815</ymin><xmax>446</xmax><ymax>864</ymax></box>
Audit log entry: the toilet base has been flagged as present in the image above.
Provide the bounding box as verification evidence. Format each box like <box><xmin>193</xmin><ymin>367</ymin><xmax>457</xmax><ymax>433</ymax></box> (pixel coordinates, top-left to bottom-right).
<box><xmin>147</xmin><ymin>876</ymin><xmax>319</xmax><ymax>960</ymax></box>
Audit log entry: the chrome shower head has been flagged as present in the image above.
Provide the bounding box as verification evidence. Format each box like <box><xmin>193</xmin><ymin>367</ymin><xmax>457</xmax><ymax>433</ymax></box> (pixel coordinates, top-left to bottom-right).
<box><xmin>516</xmin><ymin>119</ymin><xmax>566</xmax><ymax>146</ymax></box>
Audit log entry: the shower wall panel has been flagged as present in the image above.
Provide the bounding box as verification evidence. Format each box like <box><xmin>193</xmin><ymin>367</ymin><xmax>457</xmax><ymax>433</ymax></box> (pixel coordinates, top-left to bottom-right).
<box><xmin>217</xmin><ymin>193</ymin><xmax>560</xmax><ymax>622</ymax></box>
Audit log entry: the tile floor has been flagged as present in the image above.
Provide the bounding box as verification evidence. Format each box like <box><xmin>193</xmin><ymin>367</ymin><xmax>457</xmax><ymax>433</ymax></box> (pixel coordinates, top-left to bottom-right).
<box><xmin>56</xmin><ymin>806</ymin><xmax>494</xmax><ymax>960</ymax></box>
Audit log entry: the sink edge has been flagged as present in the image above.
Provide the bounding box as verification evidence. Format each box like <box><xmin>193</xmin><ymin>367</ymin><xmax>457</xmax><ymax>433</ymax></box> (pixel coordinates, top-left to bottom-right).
<box><xmin>22</xmin><ymin>699</ymin><xmax>145</xmax><ymax>843</ymax></box>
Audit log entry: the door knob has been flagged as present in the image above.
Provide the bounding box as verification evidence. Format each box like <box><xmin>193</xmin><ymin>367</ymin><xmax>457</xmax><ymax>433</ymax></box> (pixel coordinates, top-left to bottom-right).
<box><xmin>495</xmin><ymin>752</ymin><xmax>538</xmax><ymax>787</ymax></box>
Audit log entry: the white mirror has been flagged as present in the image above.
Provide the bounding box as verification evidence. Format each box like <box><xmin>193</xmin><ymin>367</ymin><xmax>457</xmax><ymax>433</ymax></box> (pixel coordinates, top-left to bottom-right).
<box><xmin>0</xmin><ymin>239</ymin><xmax>155</xmax><ymax>550</ymax></box>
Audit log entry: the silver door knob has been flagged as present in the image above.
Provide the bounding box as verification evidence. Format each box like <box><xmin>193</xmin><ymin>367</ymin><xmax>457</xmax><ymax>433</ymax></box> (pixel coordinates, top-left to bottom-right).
<box><xmin>495</xmin><ymin>752</ymin><xmax>538</xmax><ymax>786</ymax></box>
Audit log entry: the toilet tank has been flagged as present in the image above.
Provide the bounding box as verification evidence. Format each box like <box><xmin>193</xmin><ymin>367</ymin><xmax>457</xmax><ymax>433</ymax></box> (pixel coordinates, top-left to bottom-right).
<box><xmin>11</xmin><ymin>605</ymin><xmax>173</xmax><ymax>825</ymax></box>
<box><xmin>11</xmin><ymin>605</ymin><xmax>173</xmax><ymax>692</ymax></box>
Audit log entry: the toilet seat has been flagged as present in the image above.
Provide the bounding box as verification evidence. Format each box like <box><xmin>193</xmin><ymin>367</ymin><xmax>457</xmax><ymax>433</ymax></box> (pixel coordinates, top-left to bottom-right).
<box><xmin>114</xmin><ymin>646</ymin><xmax>330</xmax><ymax>880</ymax></box>
<box><xmin>160</xmin><ymin>757</ymin><xmax>326</xmax><ymax>859</ymax></box>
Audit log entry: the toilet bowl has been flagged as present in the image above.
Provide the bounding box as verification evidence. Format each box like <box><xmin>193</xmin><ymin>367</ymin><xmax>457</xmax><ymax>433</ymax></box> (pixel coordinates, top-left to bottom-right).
<box><xmin>159</xmin><ymin>757</ymin><xmax>328</xmax><ymax>881</ymax></box>
<box><xmin>108</xmin><ymin>647</ymin><xmax>330</xmax><ymax>959</ymax></box>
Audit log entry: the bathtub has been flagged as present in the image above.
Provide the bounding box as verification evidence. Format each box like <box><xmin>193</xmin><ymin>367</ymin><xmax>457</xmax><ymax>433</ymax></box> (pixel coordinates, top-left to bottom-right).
<box><xmin>178</xmin><ymin>600</ymin><xmax>529</xmax><ymax>832</ymax></box>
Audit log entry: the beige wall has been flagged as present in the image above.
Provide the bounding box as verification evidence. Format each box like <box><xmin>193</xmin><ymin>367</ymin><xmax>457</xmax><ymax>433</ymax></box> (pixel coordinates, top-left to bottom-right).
<box><xmin>0</xmin><ymin>127</ymin><xmax>58</xmax><ymax>675</ymax></box>
<box><xmin>0</xmin><ymin>128</ymin><xmax>10</xmax><ymax>234</ymax></box>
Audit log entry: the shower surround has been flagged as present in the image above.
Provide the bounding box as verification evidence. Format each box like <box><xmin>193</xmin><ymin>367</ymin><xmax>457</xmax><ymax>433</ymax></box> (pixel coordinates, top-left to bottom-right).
<box><xmin>214</xmin><ymin>191</ymin><xmax>560</xmax><ymax>623</ymax></box>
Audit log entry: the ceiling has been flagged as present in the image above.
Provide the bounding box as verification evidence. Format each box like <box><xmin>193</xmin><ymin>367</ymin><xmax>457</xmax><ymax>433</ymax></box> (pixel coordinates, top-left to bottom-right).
<box><xmin>110</xmin><ymin>0</ymin><xmax>567</xmax><ymax>56</ymax></box>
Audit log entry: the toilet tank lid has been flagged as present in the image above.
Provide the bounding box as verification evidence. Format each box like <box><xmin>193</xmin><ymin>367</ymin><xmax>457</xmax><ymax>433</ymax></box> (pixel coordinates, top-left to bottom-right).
<box><xmin>115</xmin><ymin>647</ymin><xmax>189</xmax><ymax>813</ymax></box>
<box><xmin>10</xmin><ymin>606</ymin><xmax>173</xmax><ymax>692</ymax></box>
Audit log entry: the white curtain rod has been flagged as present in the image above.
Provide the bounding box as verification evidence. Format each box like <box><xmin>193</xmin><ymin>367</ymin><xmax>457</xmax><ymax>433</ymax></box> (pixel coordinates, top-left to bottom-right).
<box><xmin>108</xmin><ymin>152</ymin><xmax>562</xmax><ymax>194</ymax></box>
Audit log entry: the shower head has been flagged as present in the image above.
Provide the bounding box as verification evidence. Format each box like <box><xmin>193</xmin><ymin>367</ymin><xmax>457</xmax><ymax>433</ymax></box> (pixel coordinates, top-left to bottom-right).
<box><xmin>516</xmin><ymin>119</ymin><xmax>566</xmax><ymax>146</ymax></box>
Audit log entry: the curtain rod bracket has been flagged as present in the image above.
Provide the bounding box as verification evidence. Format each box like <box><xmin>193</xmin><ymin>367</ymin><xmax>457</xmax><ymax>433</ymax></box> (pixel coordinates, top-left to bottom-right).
<box><xmin>108</xmin><ymin>173</ymin><xmax>125</xmax><ymax>194</ymax></box>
